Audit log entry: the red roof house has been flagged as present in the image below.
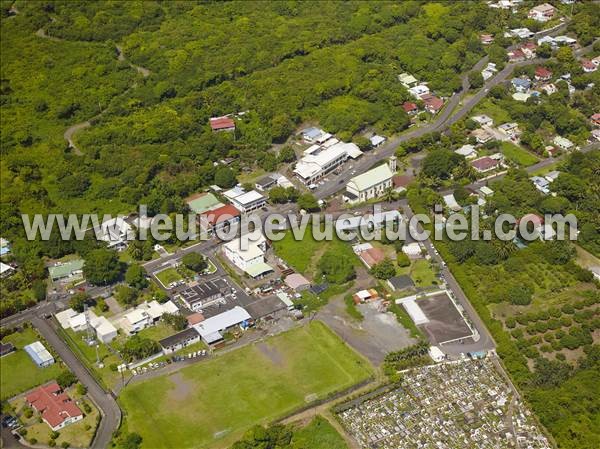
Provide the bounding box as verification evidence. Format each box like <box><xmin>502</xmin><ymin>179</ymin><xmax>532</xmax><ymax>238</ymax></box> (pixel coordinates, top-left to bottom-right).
<box><xmin>393</xmin><ymin>175</ymin><xmax>412</xmax><ymax>192</ymax></box>
<box><xmin>535</xmin><ymin>67</ymin><xmax>552</xmax><ymax>81</ymax></box>
<box><xmin>480</xmin><ymin>34</ymin><xmax>494</xmax><ymax>45</ymax></box>
<box><xmin>520</xmin><ymin>42</ymin><xmax>537</xmax><ymax>59</ymax></box>
<box><xmin>471</xmin><ymin>157</ymin><xmax>500</xmax><ymax>173</ymax></box>
<box><xmin>199</xmin><ymin>204</ymin><xmax>241</xmax><ymax>233</ymax></box>
<box><xmin>359</xmin><ymin>247</ymin><xmax>385</xmax><ymax>269</ymax></box>
<box><xmin>581</xmin><ymin>59</ymin><xmax>597</xmax><ymax>73</ymax></box>
<box><xmin>209</xmin><ymin>116</ymin><xmax>235</xmax><ymax>131</ymax></box>
<box><xmin>508</xmin><ymin>49</ymin><xmax>526</xmax><ymax>62</ymax></box>
<box><xmin>518</xmin><ymin>213</ymin><xmax>544</xmax><ymax>227</ymax></box>
<box><xmin>591</xmin><ymin>113</ymin><xmax>600</xmax><ymax>127</ymax></box>
<box><xmin>186</xmin><ymin>312</ymin><xmax>205</xmax><ymax>326</ymax></box>
<box><xmin>423</xmin><ymin>96</ymin><xmax>444</xmax><ymax>114</ymax></box>
<box><xmin>402</xmin><ymin>102</ymin><xmax>418</xmax><ymax>115</ymax></box>
<box><xmin>26</xmin><ymin>382</ymin><xmax>83</xmax><ymax>431</ymax></box>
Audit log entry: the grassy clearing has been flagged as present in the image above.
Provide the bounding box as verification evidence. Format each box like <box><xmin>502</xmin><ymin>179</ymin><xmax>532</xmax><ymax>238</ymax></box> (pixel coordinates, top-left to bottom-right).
<box><xmin>135</xmin><ymin>323</ymin><xmax>176</xmax><ymax>342</ymax></box>
<box><xmin>473</xmin><ymin>99</ymin><xmax>512</xmax><ymax>123</ymax></box>
<box><xmin>120</xmin><ymin>321</ymin><xmax>373</xmax><ymax>449</ymax></box>
<box><xmin>529</xmin><ymin>161</ymin><xmax>561</xmax><ymax>176</ymax></box>
<box><xmin>297</xmin><ymin>282</ymin><xmax>354</xmax><ymax>312</ymax></box>
<box><xmin>290</xmin><ymin>416</ymin><xmax>348</xmax><ymax>449</ymax></box>
<box><xmin>1</xmin><ymin>328</ymin><xmax>64</xmax><ymax>400</ymax></box>
<box><xmin>500</xmin><ymin>141</ymin><xmax>539</xmax><ymax>167</ymax></box>
<box><xmin>273</xmin><ymin>230</ymin><xmax>358</xmax><ymax>277</ymax></box>
<box><xmin>396</xmin><ymin>259</ymin><xmax>439</xmax><ymax>289</ymax></box>
<box><xmin>155</xmin><ymin>267</ymin><xmax>183</xmax><ymax>286</ymax></box>
<box><xmin>575</xmin><ymin>245</ymin><xmax>600</xmax><ymax>270</ymax></box>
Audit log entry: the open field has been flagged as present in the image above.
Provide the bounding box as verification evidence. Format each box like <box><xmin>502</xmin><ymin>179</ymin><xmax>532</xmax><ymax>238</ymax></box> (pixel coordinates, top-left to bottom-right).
<box><xmin>500</xmin><ymin>141</ymin><xmax>539</xmax><ymax>167</ymax></box>
<box><xmin>397</xmin><ymin>259</ymin><xmax>439</xmax><ymax>289</ymax></box>
<box><xmin>0</xmin><ymin>328</ymin><xmax>64</xmax><ymax>400</ymax></box>
<box><xmin>155</xmin><ymin>267</ymin><xmax>183</xmax><ymax>286</ymax></box>
<box><xmin>289</xmin><ymin>416</ymin><xmax>348</xmax><ymax>449</ymax></box>
<box><xmin>473</xmin><ymin>98</ymin><xmax>512</xmax><ymax>124</ymax></box>
<box><xmin>273</xmin><ymin>230</ymin><xmax>359</xmax><ymax>277</ymax></box>
<box><xmin>120</xmin><ymin>321</ymin><xmax>373</xmax><ymax>448</ymax></box>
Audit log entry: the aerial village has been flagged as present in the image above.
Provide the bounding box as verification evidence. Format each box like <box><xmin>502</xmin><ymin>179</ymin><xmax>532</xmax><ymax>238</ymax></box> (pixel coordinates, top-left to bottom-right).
<box><xmin>1</xmin><ymin>1</ymin><xmax>598</xmax><ymax>448</ymax></box>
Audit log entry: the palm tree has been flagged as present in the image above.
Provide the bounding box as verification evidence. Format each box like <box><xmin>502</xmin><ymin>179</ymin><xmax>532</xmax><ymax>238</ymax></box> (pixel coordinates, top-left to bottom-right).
<box><xmin>382</xmin><ymin>187</ymin><xmax>396</xmax><ymax>203</ymax></box>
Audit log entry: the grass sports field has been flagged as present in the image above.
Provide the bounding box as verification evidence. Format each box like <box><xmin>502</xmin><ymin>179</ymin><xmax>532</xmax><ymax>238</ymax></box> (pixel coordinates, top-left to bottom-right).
<box><xmin>1</xmin><ymin>328</ymin><xmax>64</xmax><ymax>400</ymax></box>
<box><xmin>120</xmin><ymin>321</ymin><xmax>372</xmax><ymax>448</ymax></box>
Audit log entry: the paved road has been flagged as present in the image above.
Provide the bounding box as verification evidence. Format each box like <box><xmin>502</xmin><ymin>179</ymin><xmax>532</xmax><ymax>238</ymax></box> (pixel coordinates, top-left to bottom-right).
<box><xmin>455</xmin><ymin>141</ymin><xmax>600</xmax><ymax>195</ymax></box>
<box><xmin>31</xmin><ymin>317</ymin><xmax>121</xmax><ymax>449</ymax></box>
<box><xmin>400</xmin><ymin>205</ymin><xmax>496</xmax><ymax>355</ymax></box>
<box><xmin>314</xmin><ymin>36</ymin><xmax>596</xmax><ymax>201</ymax></box>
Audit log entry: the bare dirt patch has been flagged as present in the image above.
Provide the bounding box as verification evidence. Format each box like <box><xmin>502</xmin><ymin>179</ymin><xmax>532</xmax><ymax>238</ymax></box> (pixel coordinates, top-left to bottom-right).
<box><xmin>168</xmin><ymin>372</ymin><xmax>193</xmax><ymax>401</ymax></box>
<box><xmin>256</xmin><ymin>342</ymin><xmax>285</xmax><ymax>367</ymax></box>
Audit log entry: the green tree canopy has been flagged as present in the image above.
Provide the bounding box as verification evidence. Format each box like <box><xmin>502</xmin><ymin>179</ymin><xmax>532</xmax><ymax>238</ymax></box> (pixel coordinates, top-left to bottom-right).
<box><xmin>83</xmin><ymin>249</ymin><xmax>122</xmax><ymax>285</ymax></box>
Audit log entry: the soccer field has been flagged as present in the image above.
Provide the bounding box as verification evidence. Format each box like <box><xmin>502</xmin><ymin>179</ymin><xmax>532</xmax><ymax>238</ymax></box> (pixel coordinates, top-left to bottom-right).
<box><xmin>119</xmin><ymin>321</ymin><xmax>373</xmax><ymax>448</ymax></box>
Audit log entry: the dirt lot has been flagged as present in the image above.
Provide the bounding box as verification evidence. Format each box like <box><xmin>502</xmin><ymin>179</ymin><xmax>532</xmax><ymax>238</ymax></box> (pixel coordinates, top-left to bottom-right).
<box><xmin>320</xmin><ymin>297</ymin><xmax>416</xmax><ymax>366</ymax></box>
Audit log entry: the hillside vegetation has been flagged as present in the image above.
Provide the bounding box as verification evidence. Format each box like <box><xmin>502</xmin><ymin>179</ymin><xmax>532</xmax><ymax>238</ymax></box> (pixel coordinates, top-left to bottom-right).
<box><xmin>1</xmin><ymin>1</ymin><xmax>497</xmax><ymax>238</ymax></box>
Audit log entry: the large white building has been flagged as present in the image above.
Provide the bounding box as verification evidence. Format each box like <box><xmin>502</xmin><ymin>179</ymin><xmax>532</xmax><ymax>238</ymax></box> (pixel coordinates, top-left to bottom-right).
<box><xmin>230</xmin><ymin>190</ymin><xmax>267</xmax><ymax>213</ymax></box>
<box><xmin>96</xmin><ymin>217</ymin><xmax>134</xmax><ymax>250</ymax></box>
<box><xmin>222</xmin><ymin>230</ymin><xmax>273</xmax><ymax>278</ymax></box>
<box><xmin>294</xmin><ymin>141</ymin><xmax>362</xmax><ymax>185</ymax></box>
<box><xmin>193</xmin><ymin>306</ymin><xmax>252</xmax><ymax>344</ymax></box>
<box><xmin>344</xmin><ymin>158</ymin><xmax>396</xmax><ymax>203</ymax></box>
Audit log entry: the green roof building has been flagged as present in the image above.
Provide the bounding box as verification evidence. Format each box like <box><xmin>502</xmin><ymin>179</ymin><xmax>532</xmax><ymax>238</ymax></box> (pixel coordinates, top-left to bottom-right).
<box><xmin>344</xmin><ymin>162</ymin><xmax>394</xmax><ymax>203</ymax></box>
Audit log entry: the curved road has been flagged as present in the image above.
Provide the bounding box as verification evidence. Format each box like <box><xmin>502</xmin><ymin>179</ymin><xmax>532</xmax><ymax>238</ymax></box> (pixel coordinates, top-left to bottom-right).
<box><xmin>31</xmin><ymin>317</ymin><xmax>121</xmax><ymax>449</ymax></box>
<box><xmin>314</xmin><ymin>37</ymin><xmax>595</xmax><ymax>200</ymax></box>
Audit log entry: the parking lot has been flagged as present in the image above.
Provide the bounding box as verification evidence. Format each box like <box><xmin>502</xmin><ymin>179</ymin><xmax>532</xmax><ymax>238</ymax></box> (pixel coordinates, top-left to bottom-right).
<box><xmin>417</xmin><ymin>292</ymin><xmax>474</xmax><ymax>345</ymax></box>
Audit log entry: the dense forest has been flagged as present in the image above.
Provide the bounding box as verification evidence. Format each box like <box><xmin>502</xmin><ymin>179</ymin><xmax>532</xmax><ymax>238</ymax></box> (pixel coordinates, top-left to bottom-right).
<box><xmin>2</xmin><ymin>0</ymin><xmax>508</xmax><ymax>240</ymax></box>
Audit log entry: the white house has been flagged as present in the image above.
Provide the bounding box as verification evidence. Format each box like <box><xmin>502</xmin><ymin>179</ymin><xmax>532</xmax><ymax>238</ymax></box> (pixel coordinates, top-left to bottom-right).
<box><xmin>472</xmin><ymin>128</ymin><xmax>493</xmax><ymax>144</ymax></box>
<box><xmin>370</xmin><ymin>135</ymin><xmax>386</xmax><ymax>148</ymax></box>
<box><xmin>498</xmin><ymin>122</ymin><xmax>520</xmax><ymax>137</ymax></box>
<box><xmin>193</xmin><ymin>306</ymin><xmax>252</xmax><ymax>344</ymax></box>
<box><xmin>472</xmin><ymin>115</ymin><xmax>493</xmax><ymax>127</ymax></box>
<box><xmin>335</xmin><ymin>210</ymin><xmax>402</xmax><ymax>234</ymax></box>
<box><xmin>344</xmin><ymin>158</ymin><xmax>395</xmax><ymax>203</ymax></box>
<box><xmin>24</xmin><ymin>341</ymin><xmax>54</xmax><ymax>367</ymax></box>
<box><xmin>408</xmin><ymin>84</ymin><xmax>430</xmax><ymax>99</ymax></box>
<box><xmin>91</xmin><ymin>316</ymin><xmax>118</xmax><ymax>343</ymax></box>
<box><xmin>455</xmin><ymin>144</ymin><xmax>477</xmax><ymax>159</ymax></box>
<box><xmin>96</xmin><ymin>217</ymin><xmax>134</xmax><ymax>250</ymax></box>
<box><xmin>402</xmin><ymin>242</ymin><xmax>422</xmax><ymax>258</ymax></box>
<box><xmin>553</xmin><ymin>136</ymin><xmax>574</xmax><ymax>151</ymax></box>
<box><xmin>398</xmin><ymin>73</ymin><xmax>418</xmax><ymax>88</ymax></box>
<box><xmin>123</xmin><ymin>309</ymin><xmax>151</xmax><ymax>334</ymax></box>
<box><xmin>528</xmin><ymin>3</ymin><xmax>556</xmax><ymax>22</ymax></box>
<box><xmin>230</xmin><ymin>190</ymin><xmax>267</xmax><ymax>213</ymax></box>
<box><xmin>222</xmin><ymin>230</ymin><xmax>272</xmax><ymax>278</ymax></box>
